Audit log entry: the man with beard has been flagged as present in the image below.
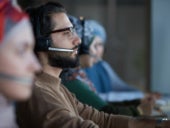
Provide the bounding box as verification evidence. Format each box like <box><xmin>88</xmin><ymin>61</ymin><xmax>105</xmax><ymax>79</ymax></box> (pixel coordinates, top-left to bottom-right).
<box><xmin>16</xmin><ymin>2</ymin><xmax>170</xmax><ymax>128</ymax></box>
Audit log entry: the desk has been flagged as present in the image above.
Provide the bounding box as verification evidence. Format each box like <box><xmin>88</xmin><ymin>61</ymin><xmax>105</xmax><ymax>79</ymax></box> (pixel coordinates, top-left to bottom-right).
<box><xmin>99</xmin><ymin>91</ymin><xmax>144</xmax><ymax>102</ymax></box>
<box><xmin>155</xmin><ymin>95</ymin><xmax>170</xmax><ymax>117</ymax></box>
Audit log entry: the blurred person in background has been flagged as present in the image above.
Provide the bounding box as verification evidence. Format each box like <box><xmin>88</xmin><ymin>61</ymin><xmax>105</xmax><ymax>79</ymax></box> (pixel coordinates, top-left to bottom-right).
<box><xmin>61</xmin><ymin>15</ymin><xmax>156</xmax><ymax>117</ymax></box>
<box><xmin>0</xmin><ymin>0</ymin><xmax>41</xmax><ymax>127</ymax></box>
<box><xmin>83</xmin><ymin>19</ymin><xmax>142</xmax><ymax>94</ymax></box>
<box><xmin>83</xmin><ymin>19</ymin><xmax>161</xmax><ymax>103</ymax></box>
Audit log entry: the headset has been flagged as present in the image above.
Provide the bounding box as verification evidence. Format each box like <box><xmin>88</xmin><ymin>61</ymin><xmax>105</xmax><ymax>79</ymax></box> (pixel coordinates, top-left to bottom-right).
<box><xmin>78</xmin><ymin>17</ymin><xmax>96</xmax><ymax>57</ymax></box>
<box><xmin>78</xmin><ymin>17</ymin><xmax>90</xmax><ymax>55</ymax></box>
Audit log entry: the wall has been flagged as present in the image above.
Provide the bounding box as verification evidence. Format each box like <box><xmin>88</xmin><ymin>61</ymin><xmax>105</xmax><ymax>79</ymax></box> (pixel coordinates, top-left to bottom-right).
<box><xmin>151</xmin><ymin>0</ymin><xmax>170</xmax><ymax>94</ymax></box>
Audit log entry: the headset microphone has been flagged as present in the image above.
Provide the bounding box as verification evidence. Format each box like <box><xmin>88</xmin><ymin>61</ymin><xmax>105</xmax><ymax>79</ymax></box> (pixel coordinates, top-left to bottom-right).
<box><xmin>48</xmin><ymin>47</ymin><xmax>74</xmax><ymax>52</ymax></box>
<box><xmin>0</xmin><ymin>72</ymin><xmax>33</xmax><ymax>85</ymax></box>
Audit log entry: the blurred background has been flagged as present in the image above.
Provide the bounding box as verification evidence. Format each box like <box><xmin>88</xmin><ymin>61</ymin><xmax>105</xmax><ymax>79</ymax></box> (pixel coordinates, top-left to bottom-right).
<box><xmin>18</xmin><ymin>0</ymin><xmax>170</xmax><ymax>94</ymax></box>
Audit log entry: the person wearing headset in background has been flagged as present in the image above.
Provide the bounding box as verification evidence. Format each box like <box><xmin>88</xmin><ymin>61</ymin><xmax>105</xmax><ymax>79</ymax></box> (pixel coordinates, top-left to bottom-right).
<box><xmin>0</xmin><ymin>0</ymin><xmax>41</xmax><ymax>127</ymax></box>
<box><xmin>61</xmin><ymin>15</ymin><xmax>146</xmax><ymax>117</ymax></box>
<box><xmin>61</xmin><ymin>15</ymin><xmax>163</xmax><ymax>117</ymax></box>
<box><xmin>16</xmin><ymin>1</ymin><xmax>170</xmax><ymax>128</ymax></box>
<box><xmin>83</xmin><ymin>21</ymin><xmax>141</xmax><ymax>93</ymax></box>
<box><xmin>83</xmin><ymin>20</ymin><xmax>161</xmax><ymax>102</ymax></box>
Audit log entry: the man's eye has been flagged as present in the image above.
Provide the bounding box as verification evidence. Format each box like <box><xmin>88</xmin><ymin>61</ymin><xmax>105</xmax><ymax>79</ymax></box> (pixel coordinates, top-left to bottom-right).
<box><xmin>63</xmin><ymin>31</ymin><xmax>71</xmax><ymax>35</ymax></box>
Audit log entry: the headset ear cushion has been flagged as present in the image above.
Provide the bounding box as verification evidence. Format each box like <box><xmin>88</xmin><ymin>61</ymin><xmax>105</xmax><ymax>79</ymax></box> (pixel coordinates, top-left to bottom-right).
<box><xmin>35</xmin><ymin>37</ymin><xmax>51</xmax><ymax>51</ymax></box>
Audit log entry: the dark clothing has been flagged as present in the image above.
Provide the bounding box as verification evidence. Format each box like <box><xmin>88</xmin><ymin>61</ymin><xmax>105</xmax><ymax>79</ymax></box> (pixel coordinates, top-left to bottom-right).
<box><xmin>60</xmin><ymin>68</ymin><xmax>140</xmax><ymax>116</ymax></box>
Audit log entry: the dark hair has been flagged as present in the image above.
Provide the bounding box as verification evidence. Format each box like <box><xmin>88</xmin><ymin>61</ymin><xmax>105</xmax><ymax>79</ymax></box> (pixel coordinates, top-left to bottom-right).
<box><xmin>26</xmin><ymin>2</ymin><xmax>66</xmax><ymax>38</ymax></box>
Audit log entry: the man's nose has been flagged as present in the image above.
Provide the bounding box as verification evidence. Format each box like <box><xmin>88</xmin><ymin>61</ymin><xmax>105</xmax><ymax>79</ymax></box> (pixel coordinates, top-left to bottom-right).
<box><xmin>73</xmin><ymin>33</ymin><xmax>81</xmax><ymax>46</ymax></box>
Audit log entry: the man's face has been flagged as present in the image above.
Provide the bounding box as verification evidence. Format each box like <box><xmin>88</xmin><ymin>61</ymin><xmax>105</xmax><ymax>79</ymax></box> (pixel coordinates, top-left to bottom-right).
<box><xmin>47</xmin><ymin>13</ymin><xmax>81</xmax><ymax>68</ymax></box>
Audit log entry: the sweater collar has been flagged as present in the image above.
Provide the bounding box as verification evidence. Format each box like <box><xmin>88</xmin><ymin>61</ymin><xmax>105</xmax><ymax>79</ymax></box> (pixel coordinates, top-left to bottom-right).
<box><xmin>35</xmin><ymin>72</ymin><xmax>61</xmax><ymax>89</ymax></box>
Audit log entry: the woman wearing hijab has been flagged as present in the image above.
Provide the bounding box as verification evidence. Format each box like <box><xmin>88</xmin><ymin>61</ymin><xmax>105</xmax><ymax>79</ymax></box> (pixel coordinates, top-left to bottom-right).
<box><xmin>0</xmin><ymin>0</ymin><xmax>41</xmax><ymax>127</ymax></box>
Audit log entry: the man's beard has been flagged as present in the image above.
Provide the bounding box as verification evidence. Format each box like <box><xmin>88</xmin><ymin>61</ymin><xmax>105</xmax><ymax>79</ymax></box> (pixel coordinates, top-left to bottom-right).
<box><xmin>47</xmin><ymin>51</ymin><xmax>79</xmax><ymax>68</ymax></box>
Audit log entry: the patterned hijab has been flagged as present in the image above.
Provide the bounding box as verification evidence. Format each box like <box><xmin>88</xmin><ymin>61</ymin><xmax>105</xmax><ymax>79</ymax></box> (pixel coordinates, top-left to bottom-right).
<box><xmin>87</xmin><ymin>20</ymin><xmax>106</xmax><ymax>43</ymax></box>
